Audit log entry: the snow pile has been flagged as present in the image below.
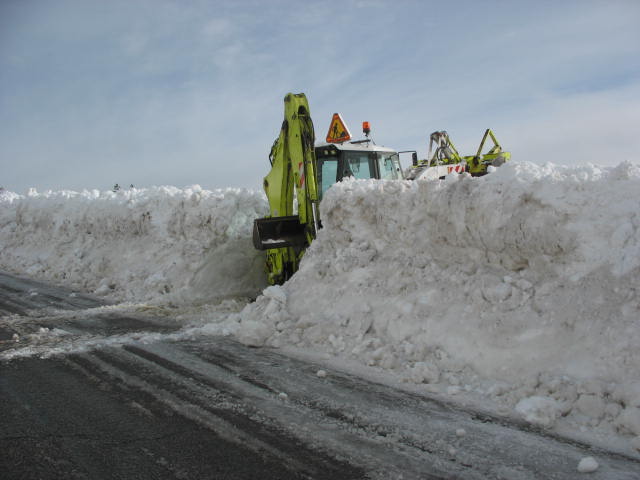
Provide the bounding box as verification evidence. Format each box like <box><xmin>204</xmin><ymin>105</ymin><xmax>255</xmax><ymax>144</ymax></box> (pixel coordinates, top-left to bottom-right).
<box><xmin>235</xmin><ymin>160</ymin><xmax>640</xmax><ymax>449</ymax></box>
<box><xmin>0</xmin><ymin>186</ymin><xmax>268</xmax><ymax>303</ymax></box>
<box><xmin>2</xmin><ymin>160</ymin><xmax>640</xmax><ymax>451</ymax></box>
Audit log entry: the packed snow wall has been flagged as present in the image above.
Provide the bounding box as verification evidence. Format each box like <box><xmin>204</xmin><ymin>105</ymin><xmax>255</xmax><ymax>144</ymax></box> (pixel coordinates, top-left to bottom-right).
<box><xmin>2</xmin><ymin>161</ymin><xmax>640</xmax><ymax>446</ymax></box>
<box><xmin>237</xmin><ymin>161</ymin><xmax>640</xmax><ymax>442</ymax></box>
<box><xmin>0</xmin><ymin>186</ymin><xmax>268</xmax><ymax>303</ymax></box>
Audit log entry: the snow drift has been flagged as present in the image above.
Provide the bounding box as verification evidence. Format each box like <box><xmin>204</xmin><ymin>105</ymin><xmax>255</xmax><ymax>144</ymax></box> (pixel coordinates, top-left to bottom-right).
<box><xmin>1</xmin><ymin>160</ymin><xmax>639</xmax><ymax>452</ymax></box>
<box><xmin>235</xmin><ymin>161</ymin><xmax>640</xmax><ymax>450</ymax></box>
<box><xmin>0</xmin><ymin>186</ymin><xmax>268</xmax><ymax>304</ymax></box>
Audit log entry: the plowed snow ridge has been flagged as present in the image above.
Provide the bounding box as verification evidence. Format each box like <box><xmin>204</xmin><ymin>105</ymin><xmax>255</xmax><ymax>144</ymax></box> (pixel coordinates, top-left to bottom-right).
<box><xmin>0</xmin><ymin>185</ymin><xmax>268</xmax><ymax>303</ymax></box>
<box><xmin>1</xmin><ymin>160</ymin><xmax>639</xmax><ymax>454</ymax></box>
<box><xmin>236</xmin><ymin>161</ymin><xmax>640</xmax><ymax>454</ymax></box>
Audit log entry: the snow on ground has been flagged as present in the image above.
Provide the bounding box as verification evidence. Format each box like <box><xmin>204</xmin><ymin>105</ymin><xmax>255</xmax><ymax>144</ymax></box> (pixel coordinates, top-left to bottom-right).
<box><xmin>0</xmin><ymin>185</ymin><xmax>268</xmax><ymax>304</ymax></box>
<box><xmin>232</xmin><ymin>160</ymin><xmax>640</xmax><ymax>454</ymax></box>
<box><xmin>1</xmin><ymin>160</ymin><xmax>640</xmax><ymax>454</ymax></box>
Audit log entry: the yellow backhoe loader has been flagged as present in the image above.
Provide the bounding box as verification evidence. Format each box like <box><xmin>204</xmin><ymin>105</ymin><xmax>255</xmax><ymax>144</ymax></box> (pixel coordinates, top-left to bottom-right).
<box><xmin>253</xmin><ymin>93</ymin><xmax>509</xmax><ymax>284</ymax></box>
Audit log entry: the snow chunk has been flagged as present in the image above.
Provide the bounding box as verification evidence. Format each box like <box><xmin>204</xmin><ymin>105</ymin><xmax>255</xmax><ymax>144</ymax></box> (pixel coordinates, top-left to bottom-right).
<box><xmin>447</xmin><ymin>386</ymin><xmax>462</xmax><ymax>396</ymax></box>
<box><xmin>574</xmin><ymin>394</ymin><xmax>606</xmax><ymax>420</ymax></box>
<box><xmin>408</xmin><ymin>362</ymin><xmax>440</xmax><ymax>384</ymax></box>
<box><xmin>614</xmin><ymin>407</ymin><xmax>640</xmax><ymax>436</ymax></box>
<box><xmin>515</xmin><ymin>396</ymin><xmax>562</xmax><ymax>428</ymax></box>
<box><xmin>577</xmin><ymin>456</ymin><xmax>599</xmax><ymax>473</ymax></box>
<box><xmin>235</xmin><ymin>320</ymin><xmax>273</xmax><ymax>347</ymax></box>
<box><xmin>263</xmin><ymin>285</ymin><xmax>287</xmax><ymax>304</ymax></box>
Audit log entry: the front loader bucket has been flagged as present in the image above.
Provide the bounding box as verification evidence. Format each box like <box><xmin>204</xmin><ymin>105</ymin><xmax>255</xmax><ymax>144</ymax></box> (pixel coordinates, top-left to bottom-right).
<box><xmin>253</xmin><ymin>216</ymin><xmax>307</xmax><ymax>251</ymax></box>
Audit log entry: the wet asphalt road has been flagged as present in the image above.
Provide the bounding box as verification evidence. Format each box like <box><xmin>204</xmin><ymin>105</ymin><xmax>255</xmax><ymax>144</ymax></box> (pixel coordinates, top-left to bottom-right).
<box><xmin>0</xmin><ymin>272</ymin><xmax>362</xmax><ymax>479</ymax></box>
<box><xmin>1</xmin><ymin>271</ymin><xmax>639</xmax><ymax>479</ymax></box>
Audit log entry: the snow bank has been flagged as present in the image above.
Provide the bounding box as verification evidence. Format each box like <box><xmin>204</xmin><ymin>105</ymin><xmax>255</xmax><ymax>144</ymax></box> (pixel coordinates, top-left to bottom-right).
<box><xmin>0</xmin><ymin>186</ymin><xmax>268</xmax><ymax>303</ymax></box>
<box><xmin>235</xmin><ymin>160</ymin><xmax>640</xmax><ymax>450</ymax></box>
<box><xmin>2</xmin><ymin>160</ymin><xmax>639</xmax><ymax>452</ymax></box>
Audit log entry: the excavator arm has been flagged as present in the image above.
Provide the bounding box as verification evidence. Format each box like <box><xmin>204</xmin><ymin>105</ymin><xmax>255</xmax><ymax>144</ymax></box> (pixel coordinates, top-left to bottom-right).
<box><xmin>407</xmin><ymin>129</ymin><xmax>510</xmax><ymax>180</ymax></box>
<box><xmin>427</xmin><ymin>131</ymin><xmax>463</xmax><ymax>166</ymax></box>
<box><xmin>253</xmin><ymin>93</ymin><xmax>319</xmax><ymax>285</ymax></box>
<box><xmin>464</xmin><ymin>128</ymin><xmax>511</xmax><ymax>176</ymax></box>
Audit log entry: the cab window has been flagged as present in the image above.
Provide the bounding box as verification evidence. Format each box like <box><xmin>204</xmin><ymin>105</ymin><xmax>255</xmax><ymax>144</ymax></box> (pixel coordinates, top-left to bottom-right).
<box><xmin>377</xmin><ymin>152</ymin><xmax>402</xmax><ymax>180</ymax></box>
<box><xmin>317</xmin><ymin>158</ymin><xmax>338</xmax><ymax>200</ymax></box>
<box><xmin>344</xmin><ymin>152</ymin><xmax>373</xmax><ymax>179</ymax></box>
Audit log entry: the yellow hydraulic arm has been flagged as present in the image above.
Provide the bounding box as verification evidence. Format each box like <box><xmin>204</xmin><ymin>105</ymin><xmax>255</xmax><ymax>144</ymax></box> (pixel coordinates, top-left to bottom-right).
<box><xmin>464</xmin><ymin>129</ymin><xmax>511</xmax><ymax>176</ymax></box>
<box><xmin>253</xmin><ymin>93</ymin><xmax>320</xmax><ymax>285</ymax></box>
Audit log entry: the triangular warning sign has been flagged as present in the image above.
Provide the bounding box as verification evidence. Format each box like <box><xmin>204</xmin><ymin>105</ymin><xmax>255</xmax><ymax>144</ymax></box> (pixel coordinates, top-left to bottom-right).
<box><xmin>325</xmin><ymin>113</ymin><xmax>351</xmax><ymax>143</ymax></box>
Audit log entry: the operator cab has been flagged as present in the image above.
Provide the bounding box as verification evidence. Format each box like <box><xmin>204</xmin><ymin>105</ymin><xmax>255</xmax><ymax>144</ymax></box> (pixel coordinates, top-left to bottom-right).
<box><xmin>314</xmin><ymin>142</ymin><xmax>403</xmax><ymax>200</ymax></box>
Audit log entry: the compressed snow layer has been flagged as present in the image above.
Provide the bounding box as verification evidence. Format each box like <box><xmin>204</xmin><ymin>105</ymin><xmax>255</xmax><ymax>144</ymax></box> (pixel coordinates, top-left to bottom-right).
<box><xmin>235</xmin><ymin>160</ymin><xmax>640</xmax><ymax>449</ymax></box>
<box><xmin>2</xmin><ymin>160</ymin><xmax>640</xmax><ymax>453</ymax></box>
<box><xmin>0</xmin><ymin>186</ymin><xmax>268</xmax><ymax>303</ymax></box>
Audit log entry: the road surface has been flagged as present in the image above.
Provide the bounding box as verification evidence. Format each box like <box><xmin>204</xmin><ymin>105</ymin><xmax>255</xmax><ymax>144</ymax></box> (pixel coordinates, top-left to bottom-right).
<box><xmin>1</xmin><ymin>271</ymin><xmax>639</xmax><ymax>479</ymax></box>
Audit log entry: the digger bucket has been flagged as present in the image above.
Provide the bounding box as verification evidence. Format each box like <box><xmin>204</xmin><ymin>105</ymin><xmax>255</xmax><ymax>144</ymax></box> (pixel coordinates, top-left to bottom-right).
<box><xmin>253</xmin><ymin>216</ymin><xmax>308</xmax><ymax>251</ymax></box>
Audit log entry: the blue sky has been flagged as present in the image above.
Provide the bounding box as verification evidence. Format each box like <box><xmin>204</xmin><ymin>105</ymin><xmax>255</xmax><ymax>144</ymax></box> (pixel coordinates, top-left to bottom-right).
<box><xmin>1</xmin><ymin>0</ymin><xmax>639</xmax><ymax>193</ymax></box>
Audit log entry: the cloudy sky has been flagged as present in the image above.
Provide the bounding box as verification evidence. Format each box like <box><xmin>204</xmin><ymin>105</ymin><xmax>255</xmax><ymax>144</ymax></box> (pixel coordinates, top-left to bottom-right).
<box><xmin>1</xmin><ymin>0</ymin><xmax>639</xmax><ymax>193</ymax></box>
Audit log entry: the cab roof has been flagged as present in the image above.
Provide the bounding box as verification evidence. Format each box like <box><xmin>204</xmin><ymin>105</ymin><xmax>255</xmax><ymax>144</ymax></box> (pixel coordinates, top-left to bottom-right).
<box><xmin>315</xmin><ymin>140</ymin><xmax>397</xmax><ymax>153</ymax></box>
